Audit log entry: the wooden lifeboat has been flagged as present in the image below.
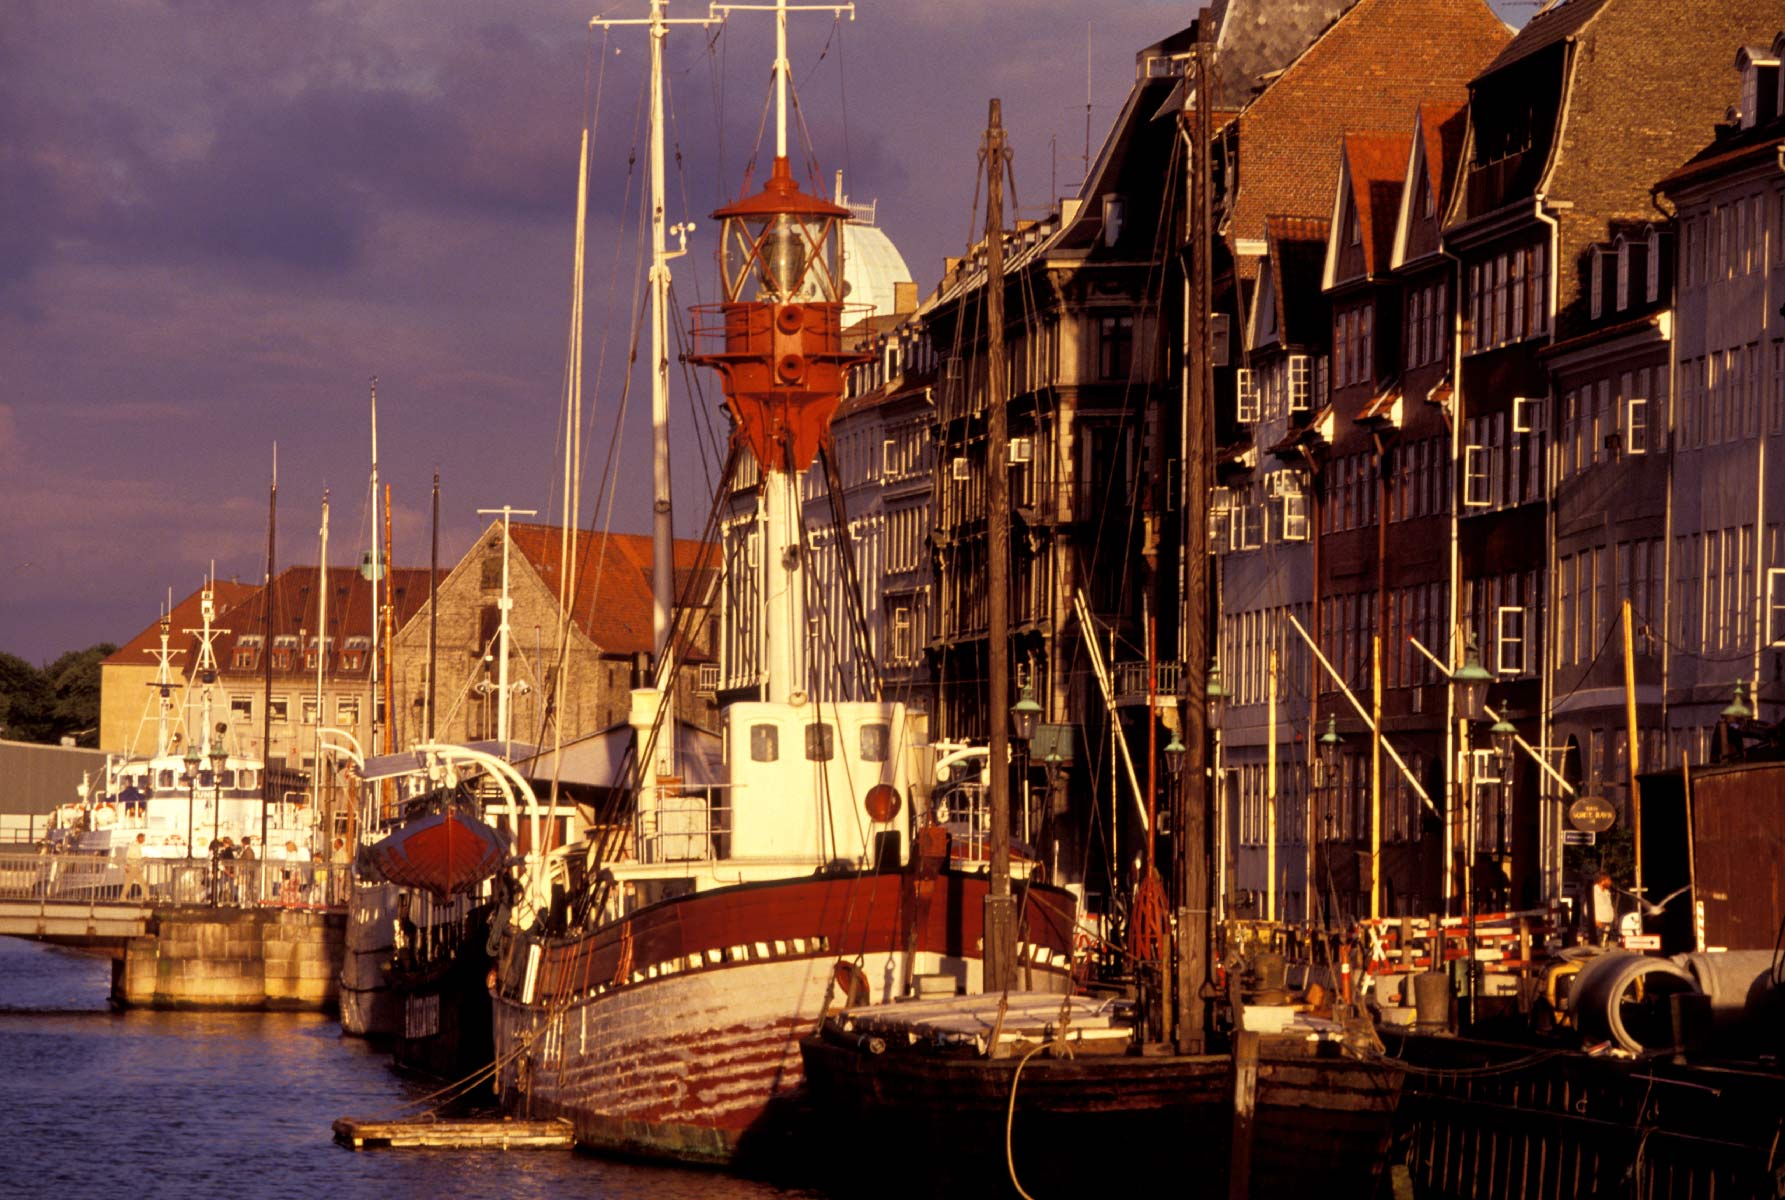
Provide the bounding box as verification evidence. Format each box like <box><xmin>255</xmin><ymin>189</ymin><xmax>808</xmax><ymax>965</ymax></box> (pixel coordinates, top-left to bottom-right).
<box><xmin>367</xmin><ymin>806</ymin><xmax>510</xmax><ymax>898</ymax></box>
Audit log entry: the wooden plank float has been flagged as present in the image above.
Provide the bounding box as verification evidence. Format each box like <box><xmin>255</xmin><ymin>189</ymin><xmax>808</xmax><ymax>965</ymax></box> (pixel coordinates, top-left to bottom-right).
<box><xmin>332</xmin><ymin>1115</ymin><xmax>574</xmax><ymax>1151</ymax></box>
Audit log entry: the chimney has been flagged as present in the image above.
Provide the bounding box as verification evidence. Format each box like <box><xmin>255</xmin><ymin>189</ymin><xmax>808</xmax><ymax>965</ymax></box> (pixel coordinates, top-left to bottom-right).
<box><xmin>893</xmin><ymin>280</ymin><xmax>918</xmax><ymax>315</ymax></box>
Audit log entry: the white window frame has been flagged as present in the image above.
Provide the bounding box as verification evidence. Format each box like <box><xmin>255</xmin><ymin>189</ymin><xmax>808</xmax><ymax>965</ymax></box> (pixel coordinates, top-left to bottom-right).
<box><xmin>950</xmin><ymin>456</ymin><xmax>970</xmax><ymax>482</ymax></box>
<box><xmin>1495</xmin><ymin>605</ymin><xmax>1526</xmax><ymax>675</ymax></box>
<box><xmin>1288</xmin><ymin>355</ymin><xmax>1311</xmax><ymax>411</ymax></box>
<box><xmin>1010</xmin><ymin>436</ymin><xmax>1034</xmax><ymax>464</ymax></box>
<box><xmin>1463</xmin><ymin>444</ymin><xmax>1492</xmax><ymax>507</ymax></box>
<box><xmin>1512</xmin><ymin>395</ymin><xmax>1540</xmax><ymax>434</ymax></box>
<box><xmin>1768</xmin><ymin>567</ymin><xmax>1785</xmax><ymax>647</ymax></box>
<box><xmin>1232</xmin><ymin>496</ymin><xmax>1263</xmax><ymax>551</ymax></box>
<box><xmin>1209</xmin><ymin>486</ymin><xmax>1233</xmax><ymax>545</ymax></box>
<box><xmin>1626</xmin><ymin>396</ymin><xmax>1649</xmax><ymax>454</ymax></box>
<box><xmin>1236</xmin><ymin>368</ymin><xmax>1260</xmax><ymax>423</ymax></box>
<box><xmin>882</xmin><ymin>437</ymin><xmax>898</xmax><ymax>475</ymax></box>
<box><xmin>1280</xmin><ymin>492</ymin><xmax>1309</xmax><ymax>542</ymax></box>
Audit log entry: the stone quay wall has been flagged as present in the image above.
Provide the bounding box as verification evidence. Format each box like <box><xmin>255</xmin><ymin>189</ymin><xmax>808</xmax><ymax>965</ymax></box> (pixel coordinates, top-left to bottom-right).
<box><xmin>113</xmin><ymin>906</ymin><xmax>345</xmax><ymax>1011</ymax></box>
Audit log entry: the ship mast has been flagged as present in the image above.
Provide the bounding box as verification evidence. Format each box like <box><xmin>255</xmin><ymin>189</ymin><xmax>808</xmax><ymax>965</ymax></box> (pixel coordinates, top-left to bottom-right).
<box><xmin>593</xmin><ymin>0</ymin><xmax>715</xmax><ymax>785</ymax></box>
<box><xmin>977</xmin><ymin>100</ymin><xmax>1017</xmax><ymax>993</ymax></box>
<box><xmin>708</xmin><ymin>0</ymin><xmax>852</xmax><ymax>705</ymax></box>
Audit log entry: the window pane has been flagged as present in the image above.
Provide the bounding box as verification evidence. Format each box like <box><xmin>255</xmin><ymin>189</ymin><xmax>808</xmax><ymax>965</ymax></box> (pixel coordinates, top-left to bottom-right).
<box><xmin>750</xmin><ymin>723</ymin><xmax>779</xmax><ymax>763</ymax></box>
<box><xmin>860</xmin><ymin>722</ymin><xmax>890</xmax><ymax>763</ymax></box>
<box><xmin>805</xmin><ymin>722</ymin><xmax>835</xmax><ymax>762</ymax></box>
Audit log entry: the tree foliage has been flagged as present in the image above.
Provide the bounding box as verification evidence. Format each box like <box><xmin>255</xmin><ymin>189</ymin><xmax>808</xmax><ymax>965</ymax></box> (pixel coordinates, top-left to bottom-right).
<box><xmin>0</xmin><ymin>645</ymin><xmax>116</xmax><ymax>746</ymax></box>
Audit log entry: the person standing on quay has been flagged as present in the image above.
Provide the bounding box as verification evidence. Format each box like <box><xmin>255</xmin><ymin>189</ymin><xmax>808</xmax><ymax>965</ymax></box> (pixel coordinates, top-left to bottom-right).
<box><xmin>122</xmin><ymin>833</ymin><xmax>146</xmax><ymax>901</ymax></box>
<box><xmin>237</xmin><ymin>837</ymin><xmax>257</xmax><ymax>904</ymax></box>
<box><xmin>329</xmin><ymin>837</ymin><xmax>350</xmax><ymax>905</ymax></box>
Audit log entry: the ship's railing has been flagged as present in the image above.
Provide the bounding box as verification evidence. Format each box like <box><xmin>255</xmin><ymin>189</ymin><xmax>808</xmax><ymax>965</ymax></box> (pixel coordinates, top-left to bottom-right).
<box><xmin>634</xmin><ymin>789</ymin><xmax>733</xmax><ymax>865</ymax></box>
<box><xmin>935</xmin><ymin>782</ymin><xmax>991</xmax><ymax>863</ymax></box>
<box><xmin>0</xmin><ymin>852</ymin><xmax>349</xmax><ymax>910</ymax></box>
<box><xmin>1112</xmin><ymin>659</ymin><xmax>1183</xmax><ymax>708</ymax></box>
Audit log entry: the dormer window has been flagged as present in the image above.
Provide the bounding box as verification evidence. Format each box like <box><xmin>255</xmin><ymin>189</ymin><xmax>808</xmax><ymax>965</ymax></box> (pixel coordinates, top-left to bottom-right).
<box><xmin>1102</xmin><ymin>194</ymin><xmax>1125</xmax><ymax>248</ymax></box>
<box><xmin>1599</xmin><ymin>246</ymin><xmax>1613</xmax><ymax>321</ymax></box>
<box><xmin>1348</xmin><ymin>206</ymin><xmax>1361</xmax><ymax>246</ymax></box>
<box><xmin>1616</xmin><ymin>240</ymin><xmax>1631</xmax><ymax>312</ymax></box>
<box><xmin>1647</xmin><ymin>228</ymin><xmax>1664</xmax><ymax>303</ymax></box>
<box><xmin>1737</xmin><ymin>46</ymin><xmax>1781</xmax><ymax>130</ymax></box>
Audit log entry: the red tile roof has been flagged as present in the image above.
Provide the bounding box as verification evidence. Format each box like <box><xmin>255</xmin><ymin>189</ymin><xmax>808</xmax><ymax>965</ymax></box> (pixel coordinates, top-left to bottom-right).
<box><xmin>103</xmin><ymin>582</ymin><xmax>260</xmax><ymax>668</ymax></box>
<box><xmin>507</xmin><ymin>525</ymin><xmax>718</xmax><ymax>658</ymax></box>
<box><xmin>210</xmin><ymin>565</ymin><xmax>446</xmax><ymax>679</ymax></box>
<box><xmin>1226</xmin><ymin>0</ymin><xmax>1511</xmax><ymax>266</ymax></box>
<box><xmin>1264</xmin><ymin>215</ymin><xmax>1331</xmax><ymax>345</ymax></box>
<box><xmin>1343</xmin><ymin>131</ymin><xmax>1413</xmax><ymax>275</ymax></box>
<box><xmin>1418</xmin><ymin>102</ymin><xmax>1469</xmax><ymax>220</ymax></box>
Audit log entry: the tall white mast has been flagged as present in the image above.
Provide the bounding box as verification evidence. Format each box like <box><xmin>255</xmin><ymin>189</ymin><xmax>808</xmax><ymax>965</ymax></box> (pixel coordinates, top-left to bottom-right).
<box><xmin>709</xmin><ymin>0</ymin><xmax>852</xmax><ymax>706</ymax></box>
<box><xmin>709</xmin><ymin>0</ymin><xmax>854</xmax><ymax>161</ymax></box>
<box><xmin>593</xmin><ymin>0</ymin><xmax>714</xmax><ymax>782</ymax></box>
<box><xmin>314</xmin><ymin>494</ymin><xmax>330</xmax><ymax>787</ymax></box>
<box><xmin>477</xmin><ymin>505</ymin><xmax>536</xmax><ymax>758</ymax></box>
<box><xmin>368</xmin><ymin>378</ymin><xmax>382</xmax><ymax>758</ymax></box>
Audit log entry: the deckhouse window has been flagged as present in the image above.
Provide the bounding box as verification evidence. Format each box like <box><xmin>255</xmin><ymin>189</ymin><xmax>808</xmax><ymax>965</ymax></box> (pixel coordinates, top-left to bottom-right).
<box><xmin>749</xmin><ymin>723</ymin><xmax>779</xmax><ymax>763</ymax></box>
<box><xmin>860</xmin><ymin>723</ymin><xmax>890</xmax><ymax>764</ymax></box>
<box><xmin>805</xmin><ymin>722</ymin><xmax>835</xmax><ymax>762</ymax></box>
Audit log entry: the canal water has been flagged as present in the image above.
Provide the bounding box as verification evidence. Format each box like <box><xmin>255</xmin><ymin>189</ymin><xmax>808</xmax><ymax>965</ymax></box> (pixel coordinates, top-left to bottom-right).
<box><xmin>0</xmin><ymin>938</ymin><xmax>810</xmax><ymax>1200</ymax></box>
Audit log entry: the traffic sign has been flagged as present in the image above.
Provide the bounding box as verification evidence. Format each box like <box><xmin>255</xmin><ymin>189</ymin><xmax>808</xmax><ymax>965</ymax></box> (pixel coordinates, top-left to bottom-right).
<box><xmin>1569</xmin><ymin>795</ymin><xmax>1616</xmax><ymax>833</ymax></box>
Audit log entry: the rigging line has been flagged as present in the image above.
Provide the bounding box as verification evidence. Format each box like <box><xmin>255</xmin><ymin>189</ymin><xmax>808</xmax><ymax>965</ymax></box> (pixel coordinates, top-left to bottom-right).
<box><xmin>785</xmin><ymin>73</ymin><xmax>826</xmax><ymax>193</ymax></box>
<box><xmin>815</xmin><ymin>443</ymin><xmax>884</xmax><ymax>700</ymax></box>
<box><xmin>1073</xmin><ymin>131</ymin><xmax>1182</xmax><ymax>604</ymax></box>
<box><xmin>708</xmin><ymin>19</ymin><xmax>727</xmax><ymax>208</ymax></box>
<box><xmin>665</xmin><ymin>282</ymin><xmax>727</xmax><ymax>496</ymax></box>
<box><xmin>835</xmin><ymin>13</ymin><xmax>850</xmax><ymax>188</ymax></box>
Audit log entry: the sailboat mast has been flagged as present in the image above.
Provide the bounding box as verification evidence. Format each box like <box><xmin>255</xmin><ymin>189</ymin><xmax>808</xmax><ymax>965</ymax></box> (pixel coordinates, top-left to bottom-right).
<box><xmin>1174</xmin><ymin>10</ymin><xmax>1216</xmax><ymax>1056</ymax></box>
<box><xmin>261</xmin><ymin>459</ymin><xmax>275</xmax><ymax>849</ymax></box>
<box><xmin>314</xmin><ymin>494</ymin><xmax>330</xmax><ymax>821</ymax></box>
<box><xmin>428</xmin><ymin>473</ymin><xmax>439</xmax><ymax>741</ymax></box>
<box><xmin>647</xmin><ymin>0</ymin><xmax>675</xmax><ymax>708</ymax></box>
<box><xmin>382</xmin><ymin>483</ymin><xmax>395</xmax><ymax>755</ymax></box>
<box><xmin>368</xmin><ymin>378</ymin><xmax>382</xmax><ymax>764</ymax></box>
<box><xmin>585</xmin><ymin>0</ymin><xmax>713</xmax><ymax>773</ymax></box>
<box><xmin>982</xmin><ymin>98</ymin><xmax>1015</xmax><ymax>995</ymax></box>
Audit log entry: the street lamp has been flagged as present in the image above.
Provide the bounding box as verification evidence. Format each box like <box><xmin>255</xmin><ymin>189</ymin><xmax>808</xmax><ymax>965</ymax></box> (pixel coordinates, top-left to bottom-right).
<box><xmin>209</xmin><ymin>739</ymin><xmax>229</xmax><ymax>896</ymax></box>
<box><xmin>1010</xmin><ymin>682</ymin><xmax>1041</xmax><ymax>843</ymax></box>
<box><xmin>1318</xmin><ymin>714</ymin><xmax>1343</xmax><ymax>839</ymax></box>
<box><xmin>1453</xmin><ymin>638</ymin><xmax>1492</xmax><ymax>723</ymax></box>
<box><xmin>1205</xmin><ymin>661</ymin><xmax>1228</xmax><ymax>733</ymax></box>
<box><xmin>1010</xmin><ymin>682</ymin><xmax>1042</xmax><ymax>744</ymax></box>
<box><xmin>1162</xmin><ymin>730</ymin><xmax>1187</xmax><ymax>779</ymax></box>
<box><xmin>1722</xmin><ymin>680</ymin><xmax>1752</xmax><ymax>721</ymax></box>
<box><xmin>1489</xmin><ymin>713</ymin><xmax>1518</xmax><ymax>763</ymax></box>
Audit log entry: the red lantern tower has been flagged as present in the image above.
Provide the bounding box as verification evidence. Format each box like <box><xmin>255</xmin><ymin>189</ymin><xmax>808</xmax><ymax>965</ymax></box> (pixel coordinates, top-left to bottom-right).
<box><xmin>692</xmin><ymin>154</ymin><xmax>867</xmax><ymax>699</ymax></box>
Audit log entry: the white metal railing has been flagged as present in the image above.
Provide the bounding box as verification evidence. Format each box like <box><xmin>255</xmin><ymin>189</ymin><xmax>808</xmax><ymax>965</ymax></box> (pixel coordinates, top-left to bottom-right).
<box><xmin>935</xmin><ymin>782</ymin><xmax>991</xmax><ymax>862</ymax></box>
<box><xmin>0</xmin><ymin>852</ymin><xmax>350</xmax><ymax>909</ymax></box>
<box><xmin>635</xmin><ymin>792</ymin><xmax>732</xmax><ymax>865</ymax></box>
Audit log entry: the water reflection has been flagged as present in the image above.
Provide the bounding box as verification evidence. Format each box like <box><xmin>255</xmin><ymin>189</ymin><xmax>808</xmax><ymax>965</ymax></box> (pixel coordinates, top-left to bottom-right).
<box><xmin>0</xmin><ymin>940</ymin><xmax>806</xmax><ymax>1200</ymax></box>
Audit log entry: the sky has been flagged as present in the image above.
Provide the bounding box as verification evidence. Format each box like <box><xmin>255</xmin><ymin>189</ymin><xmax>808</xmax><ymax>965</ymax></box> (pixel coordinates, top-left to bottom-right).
<box><xmin>0</xmin><ymin>0</ymin><xmax>1531</xmax><ymax>666</ymax></box>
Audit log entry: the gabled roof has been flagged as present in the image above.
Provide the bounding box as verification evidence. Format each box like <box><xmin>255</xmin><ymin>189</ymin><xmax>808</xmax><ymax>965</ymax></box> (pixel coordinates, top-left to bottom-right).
<box><xmin>104</xmin><ymin>582</ymin><xmax>259</xmax><ymax>668</ymax></box>
<box><xmin>1479</xmin><ymin>0</ymin><xmax>1610</xmax><ymax>76</ymax></box>
<box><xmin>1223</xmin><ymin>0</ymin><xmax>1511</xmax><ymax>270</ymax></box>
<box><xmin>1264</xmin><ymin>215</ymin><xmax>1331</xmax><ymax>345</ymax></box>
<box><xmin>506</xmin><ymin>524</ymin><xmax>717</xmax><ymax>659</ymax></box>
<box><xmin>211</xmin><ymin>565</ymin><xmax>444</xmax><ymax>675</ymax></box>
<box><xmin>1391</xmin><ymin>103</ymin><xmax>1469</xmax><ymax>270</ymax></box>
<box><xmin>1343</xmin><ymin>131</ymin><xmax>1411</xmax><ymax>277</ymax></box>
<box><xmin>1655</xmin><ymin>111</ymin><xmax>1785</xmax><ymax>195</ymax></box>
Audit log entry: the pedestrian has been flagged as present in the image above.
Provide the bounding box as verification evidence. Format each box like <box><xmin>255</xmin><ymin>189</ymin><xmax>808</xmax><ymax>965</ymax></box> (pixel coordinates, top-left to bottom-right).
<box><xmin>122</xmin><ymin>833</ymin><xmax>146</xmax><ymax>901</ymax></box>
<box><xmin>1591</xmin><ymin>872</ymin><xmax>1616</xmax><ymax>947</ymax></box>
<box><xmin>330</xmin><ymin>836</ymin><xmax>351</xmax><ymax>904</ymax></box>
<box><xmin>237</xmin><ymin>836</ymin><xmax>258</xmax><ymax>904</ymax></box>
<box><xmin>217</xmin><ymin>838</ymin><xmax>237</xmax><ymax>907</ymax></box>
<box><xmin>281</xmin><ymin>840</ymin><xmax>303</xmax><ymax>906</ymax></box>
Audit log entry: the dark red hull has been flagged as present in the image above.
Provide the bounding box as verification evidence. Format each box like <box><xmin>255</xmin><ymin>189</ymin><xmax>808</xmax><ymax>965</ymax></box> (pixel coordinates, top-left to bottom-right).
<box><xmin>492</xmin><ymin>870</ymin><xmax>1077</xmax><ymax>1167</ymax></box>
